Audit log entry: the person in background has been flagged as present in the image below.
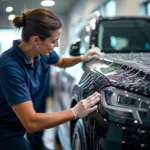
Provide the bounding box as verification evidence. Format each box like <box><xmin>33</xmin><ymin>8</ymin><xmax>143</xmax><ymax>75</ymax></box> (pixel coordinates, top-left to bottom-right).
<box><xmin>0</xmin><ymin>8</ymin><xmax>102</xmax><ymax>150</ymax></box>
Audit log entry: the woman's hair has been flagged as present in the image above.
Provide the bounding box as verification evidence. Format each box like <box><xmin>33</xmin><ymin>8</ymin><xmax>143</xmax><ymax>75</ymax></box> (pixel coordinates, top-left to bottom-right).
<box><xmin>12</xmin><ymin>8</ymin><xmax>62</xmax><ymax>42</ymax></box>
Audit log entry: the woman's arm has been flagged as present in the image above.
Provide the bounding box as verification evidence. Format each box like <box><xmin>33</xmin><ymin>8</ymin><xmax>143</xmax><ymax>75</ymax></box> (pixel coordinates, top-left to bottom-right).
<box><xmin>12</xmin><ymin>92</ymin><xmax>100</xmax><ymax>133</ymax></box>
<box><xmin>54</xmin><ymin>47</ymin><xmax>102</xmax><ymax>68</ymax></box>
<box><xmin>54</xmin><ymin>56</ymin><xmax>81</xmax><ymax>68</ymax></box>
<box><xmin>12</xmin><ymin>100</ymin><xmax>74</xmax><ymax>133</ymax></box>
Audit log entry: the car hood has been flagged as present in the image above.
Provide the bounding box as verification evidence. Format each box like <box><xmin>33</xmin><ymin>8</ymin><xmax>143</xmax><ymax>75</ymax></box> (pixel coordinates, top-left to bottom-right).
<box><xmin>87</xmin><ymin>53</ymin><xmax>150</xmax><ymax>97</ymax></box>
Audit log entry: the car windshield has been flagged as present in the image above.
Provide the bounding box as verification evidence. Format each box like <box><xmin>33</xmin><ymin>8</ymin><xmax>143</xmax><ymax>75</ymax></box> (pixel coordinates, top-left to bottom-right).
<box><xmin>98</xmin><ymin>19</ymin><xmax>150</xmax><ymax>53</ymax></box>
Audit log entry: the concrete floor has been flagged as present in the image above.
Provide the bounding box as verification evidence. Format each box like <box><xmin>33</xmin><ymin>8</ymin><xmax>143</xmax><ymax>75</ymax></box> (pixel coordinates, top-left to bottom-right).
<box><xmin>42</xmin><ymin>97</ymin><xmax>62</xmax><ymax>150</ymax></box>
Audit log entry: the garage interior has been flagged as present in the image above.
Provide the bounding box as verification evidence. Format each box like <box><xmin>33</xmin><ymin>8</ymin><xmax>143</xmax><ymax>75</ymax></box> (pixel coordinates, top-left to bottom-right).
<box><xmin>0</xmin><ymin>0</ymin><xmax>150</xmax><ymax>150</ymax></box>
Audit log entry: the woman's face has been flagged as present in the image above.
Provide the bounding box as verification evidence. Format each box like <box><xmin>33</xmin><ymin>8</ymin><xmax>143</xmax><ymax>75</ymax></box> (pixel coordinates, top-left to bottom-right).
<box><xmin>37</xmin><ymin>28</ymin><xmax>62</xmax><ymax>56</ymax></box>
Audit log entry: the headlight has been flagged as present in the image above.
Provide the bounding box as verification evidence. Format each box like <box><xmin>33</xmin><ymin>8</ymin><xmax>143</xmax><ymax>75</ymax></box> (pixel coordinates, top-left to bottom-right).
<box><xmin>101</xmin><ymin>87</ymin><xmax>150</xmax><ymax>126</ymax></box>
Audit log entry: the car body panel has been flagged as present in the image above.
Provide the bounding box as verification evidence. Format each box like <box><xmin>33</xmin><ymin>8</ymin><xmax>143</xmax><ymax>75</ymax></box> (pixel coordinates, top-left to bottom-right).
<box><xmin>86</xmin><ymin>53</ymin><xmax>150</xmax><ymax>96</ymax></box>
<box><xmin>54</xmin><ymin>16</ymin><xmax>150</xmax><ymax>150</ymax></box>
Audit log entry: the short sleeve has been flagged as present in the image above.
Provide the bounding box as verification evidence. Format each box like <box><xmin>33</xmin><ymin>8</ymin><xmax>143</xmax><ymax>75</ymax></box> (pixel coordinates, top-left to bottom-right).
<box><xmin>0</xmin><ymin>64</ymin><xmax>31</xmax><ymax>106</ymax></box>
<box><xmin>45</xmin><ymin>50</ymin><xmax>59</xmax><ymax>64</ymax></box>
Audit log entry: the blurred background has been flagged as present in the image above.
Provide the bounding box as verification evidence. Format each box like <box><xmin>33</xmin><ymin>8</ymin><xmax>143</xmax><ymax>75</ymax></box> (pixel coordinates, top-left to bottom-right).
<box><xmin>0</xmin><ymin>0</ymin><xmax>150</xmax><ymax>55</ymax></box>
<box><xmin>0</xmin><ymin>0</ymin><xmax>150</xmax><ymax>149</ymax></box>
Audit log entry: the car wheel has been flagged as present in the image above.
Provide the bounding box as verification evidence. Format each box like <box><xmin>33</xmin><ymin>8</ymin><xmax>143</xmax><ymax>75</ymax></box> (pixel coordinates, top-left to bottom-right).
<box><xmin>72</xmin><ymin>119</ymin><xmax>87</xmax><ymax>150</ymax></box>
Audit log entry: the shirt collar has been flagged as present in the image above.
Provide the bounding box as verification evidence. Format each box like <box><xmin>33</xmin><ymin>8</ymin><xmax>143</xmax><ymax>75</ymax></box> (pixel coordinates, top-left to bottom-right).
<box><xmin>13</xmin><ymin>40</ymin><xmax>41</xmax><ymax>65</ymax></box>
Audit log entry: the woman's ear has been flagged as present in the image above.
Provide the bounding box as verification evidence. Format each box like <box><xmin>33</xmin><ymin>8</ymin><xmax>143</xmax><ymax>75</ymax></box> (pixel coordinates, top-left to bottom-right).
<box><xmin>31</xmin><ymin>36</ymin><xmax>40</xmax><ymax>47</ymax></box>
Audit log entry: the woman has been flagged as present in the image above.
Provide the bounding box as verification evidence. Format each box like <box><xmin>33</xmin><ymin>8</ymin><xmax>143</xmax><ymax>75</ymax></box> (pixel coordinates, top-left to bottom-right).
<box><xmin>0</xmin><ymin>8</ymin><xmax>101</xmax><ymax>150</ymax></box>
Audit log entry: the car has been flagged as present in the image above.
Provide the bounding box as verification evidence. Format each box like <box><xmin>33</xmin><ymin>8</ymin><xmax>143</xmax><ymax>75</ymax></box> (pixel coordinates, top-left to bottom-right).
<box><xmin>54</xmin><ymin>15</ymin><xmax>150</xmax><ymax>150</ymax></box>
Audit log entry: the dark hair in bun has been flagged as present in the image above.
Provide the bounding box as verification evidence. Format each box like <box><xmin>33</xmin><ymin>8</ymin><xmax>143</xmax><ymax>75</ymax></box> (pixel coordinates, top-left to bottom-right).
<box><xmin>11</xmin><ymin>8</ymin><xmax>62</xmax><ymax>42</ymax></box>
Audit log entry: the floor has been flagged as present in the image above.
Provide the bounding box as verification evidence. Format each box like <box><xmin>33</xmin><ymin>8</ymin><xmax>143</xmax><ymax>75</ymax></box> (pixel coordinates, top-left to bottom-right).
<box><xmin>42</xmin><ymin>97</ymin><xmax>62</xmax><ymax>150</ymax></box>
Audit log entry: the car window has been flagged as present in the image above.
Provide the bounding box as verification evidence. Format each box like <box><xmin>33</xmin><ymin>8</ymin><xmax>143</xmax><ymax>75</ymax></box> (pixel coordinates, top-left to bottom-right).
<box><xmin>98</xmin><ymin>19</ymin><xmax>150</xmax><ymax>53</ymax></box>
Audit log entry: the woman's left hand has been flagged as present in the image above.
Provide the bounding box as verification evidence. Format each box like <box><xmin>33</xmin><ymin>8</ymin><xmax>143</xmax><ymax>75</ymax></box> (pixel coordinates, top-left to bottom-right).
<box><xmin>81</xmin><ymin>47</ymin><xmax>104</xmax><ymax>62</ymax></box>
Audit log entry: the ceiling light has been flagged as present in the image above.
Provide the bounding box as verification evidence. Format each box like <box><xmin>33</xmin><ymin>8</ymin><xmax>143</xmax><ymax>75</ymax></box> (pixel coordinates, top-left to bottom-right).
<box><xmin>8</xmin><ymin>14</ymin><xmax>15</xmax><ymax>20</ymax></box>
<box><xmin>6</xmin><ymin>6</ymin><xmax>13</xmax><ymax>12</ymax></box>
<box><xmin>84</xmin><ymin>35</ymin><xmax>89</xmax><ymax>43</ymax></box>
<box><xmin>95</xmin><ymin>11</ymin><xmax>101</xmax><ymax>16</ymax></box>
<box><xmin>85</xmin><ymin>25</ymin><xmax>90</xmax><ymax>32</ymax></box>
<box><xmin>41</xmin><ymin>0</ymin><xmax>55</xmax><ymax>6</ymax></box>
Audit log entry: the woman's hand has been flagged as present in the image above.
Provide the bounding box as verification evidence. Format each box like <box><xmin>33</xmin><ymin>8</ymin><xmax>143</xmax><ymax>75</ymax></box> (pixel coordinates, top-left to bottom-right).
<box><xmin>81</xmin><ymin>47</ymin><xmax>104</xmax><ymax>62</ymax></box>
<box><xmin>71</xmin><ymin>92</ymin><xmax>101</xmax><ymax>119</ymax></box>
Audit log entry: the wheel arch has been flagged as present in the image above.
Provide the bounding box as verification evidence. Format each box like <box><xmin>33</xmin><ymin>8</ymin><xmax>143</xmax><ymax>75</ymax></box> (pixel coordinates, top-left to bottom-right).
<box><xmin>70</xmin><ymin>95</ymin><xmax>79</xmax><ymax>143</ymax></box>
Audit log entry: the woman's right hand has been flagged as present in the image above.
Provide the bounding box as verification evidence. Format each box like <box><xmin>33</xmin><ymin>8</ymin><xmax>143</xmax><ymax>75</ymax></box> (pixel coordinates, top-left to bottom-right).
<box><xmin>71</xmin><ymin>92</ymin><xmax>101</xmax><ymax>119</ymax></box>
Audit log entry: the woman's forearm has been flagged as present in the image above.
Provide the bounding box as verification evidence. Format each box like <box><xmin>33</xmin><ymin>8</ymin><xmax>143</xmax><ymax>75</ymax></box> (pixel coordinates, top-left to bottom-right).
<box><xmin>55</xmin><ymin>56</ymin><xmax>82</xmax><ymax>68</ymax></box>
<box><xmin>29</xmin><ymin>109</ymin><xmax>74</xmax><ymax>133</ymax></box>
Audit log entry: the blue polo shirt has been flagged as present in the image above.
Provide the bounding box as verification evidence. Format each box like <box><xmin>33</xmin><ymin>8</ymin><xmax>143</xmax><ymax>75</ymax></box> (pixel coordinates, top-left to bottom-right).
<box><xmin>0</xmin><ymin>40</ymin><xmax>59</xmax><ymax>141</ymax></box>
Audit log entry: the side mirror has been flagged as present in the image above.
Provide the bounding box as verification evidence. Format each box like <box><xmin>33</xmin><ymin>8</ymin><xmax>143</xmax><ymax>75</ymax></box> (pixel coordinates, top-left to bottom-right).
<box><xmin>69</xmin><ymin>40</ymin><xmax>81</xmax><ymax>56</ymax></box>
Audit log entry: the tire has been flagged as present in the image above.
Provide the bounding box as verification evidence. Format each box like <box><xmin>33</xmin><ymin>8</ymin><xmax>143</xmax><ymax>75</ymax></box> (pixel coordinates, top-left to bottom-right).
<box><xmin>72</xmin><ymin>119</ymin><xmax>87</xmax><ymax>150</ymax></box>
